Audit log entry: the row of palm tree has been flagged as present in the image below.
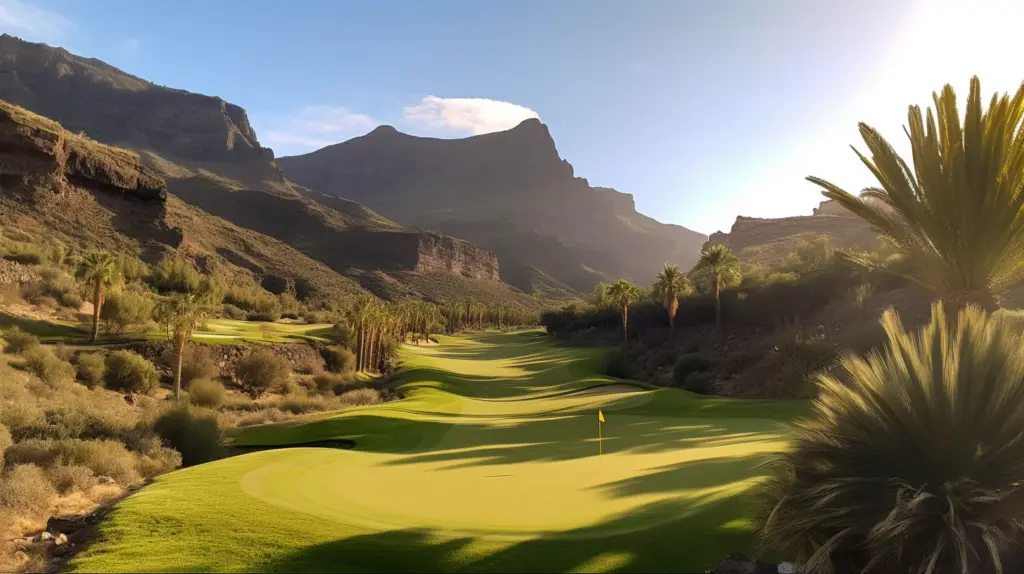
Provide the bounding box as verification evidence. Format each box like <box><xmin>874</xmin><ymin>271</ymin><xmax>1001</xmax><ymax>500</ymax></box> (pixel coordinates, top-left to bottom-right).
<box><xmin>439</xmin><ymin>300</ymin><xmax>537</xmax><ymax>333</ymax></box>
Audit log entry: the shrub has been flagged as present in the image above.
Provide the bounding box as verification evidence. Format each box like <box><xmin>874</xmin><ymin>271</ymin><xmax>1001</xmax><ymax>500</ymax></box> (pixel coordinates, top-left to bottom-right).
<box><xmin>22</xmin><ymin>346</ymin><xmax>75</xmax><ymax>386</ymax></box>
<box><xmin>2</xmin><ymin>326</ymin><xmax>39</xmax><ymax>354</ymax></box>
<box><xmin>22</xmin><ymin>267</ymin><xmax>81</xmax><ymax>309</ymax></box>
<box><xmin>604</xmin><ymin>348</ymin><xmax>631</xmax><ymax>378</ymax></box>
<box><xmin>234</xmin><ymin>349</ymin><xmax>291</xmax><ymax>397</ymax></box>
<box><xmin>681</xmin><ymin>371</ymin><xmax>713</xmax><ymax>394</ymax></box>
<box><xmin>154</xmin><ymin>406</ymin><xmax>223</xmax><ymax>467</ymax></box>
<box><xmin>104</xmin><ymin>350</ymin><xmax>159</xmax><ymax>393</ymax></box>
<box><xmin>0</xmin><ymin>424</ymin><xmax>10</xmax><ymax>467</ymax></box>
<box><xmin>188</xmin><ymin>378</ymin><xmax>226</xmax><ymax>408</ymax></box>
<box><xmin>48</xmin><ymin>464</ymin><xmax>96</xmax><ymax>494</ymax></box>
<box><xmin>100</xmin><ymin>290</ymin><xmax>155</xmax><ymax>334</ymax></box>
<box><xmin>222</xmin><ymin>303</ymin><xmax>247</xmax><ymax>320</ymax></box>
<box><xmin>337</xmin><ymin>387</ymin><xmax>381</xmax><ymax>407</ymax></box>
<box><xmin>313</xmin><ymin>372</ymin><xmax>360</xmax><ymax>395</ymax></box>
<box><xmin>322</xmin><ymin>346</ymin><xmax>356</xmax><ymax>373</ymax></box>
<box><xmin>0</xmin><ymin>464</ymin><xmax>56</xmax><ymax>513</ymax></box>
<box><xmin>722</xmin><ymin>350</ymin><xmax>762</xmax><ymax>375</ymax></box>
<box><xmin>329</xmin><ymin>321</ymin><xmax>355</xmax><ymax>348</ymax></box>
<box><xmin>673</xmin><ymin>353</ymin><xmax>712</xmax><ymax>384</ymax></box>
<box><xmin>162</xmin><ymin>345</ymin><xmax>219</xmax><ymax>386</ymax></box>
<box><xmin>771</xmin><ymin>323</ymin><xmax>836</xmax><ymax>397</ymax></box>
<box><xmin>149</xmin><ymin>256</ymin><xmax>202</xmax><ymax>294</ymax></box>
<box><xmin>757</xmin><ymin>304</ymin><xmax>1024</xmax><ymax>573</ymax></box>
<box><xmin>75</xmin><ymin>352</ymin><xmax>106</xmax><ymax>388</ymax></box>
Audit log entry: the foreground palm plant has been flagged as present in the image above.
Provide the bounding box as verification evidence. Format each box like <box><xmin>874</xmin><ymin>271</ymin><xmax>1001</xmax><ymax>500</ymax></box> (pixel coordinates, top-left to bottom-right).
<box><xmin>691</xmin><ymin>244</ymin><xmax>740</xmax><ymax>331</ymax></box>
<box><xmin>808</xmin><ymin>77</ymin><xmax>1024</xmax><ymax>310</ymax></box>
<box><xmin>78</xmin><ymin>250</ymin><xmax>119</xmax><ymax>343</ymax></box>
<box><xmin>757</xmin><ymin>303</ymin><xmax>1024</xmax><ymax>573</ymax></box>
<box><xmin>654</xmin><ymin>263</ymin><xmax>691</xmax><ymax>337</ymax></box>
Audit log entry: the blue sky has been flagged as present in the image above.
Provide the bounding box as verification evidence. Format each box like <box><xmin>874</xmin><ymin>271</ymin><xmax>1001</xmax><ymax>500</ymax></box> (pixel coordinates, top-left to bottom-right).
<box><xmin>2</xmin><ymin>0</ymin><xmax>1021</xmax><ymax>235</ymax></box>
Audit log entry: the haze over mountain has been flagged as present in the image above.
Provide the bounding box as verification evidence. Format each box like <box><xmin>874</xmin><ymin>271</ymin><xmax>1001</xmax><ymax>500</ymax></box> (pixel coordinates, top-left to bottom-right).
<box><xmin>277</xmin><ymin>121</ymin><xmax>706</xmax><ymax>294</ymax></box>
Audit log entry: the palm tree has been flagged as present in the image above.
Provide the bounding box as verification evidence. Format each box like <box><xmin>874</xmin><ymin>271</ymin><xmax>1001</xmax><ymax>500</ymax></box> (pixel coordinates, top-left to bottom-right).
<box><xmin>590</xmin><ymin>282</ymin><xmax>610</xmax><ymax>308</ymax></box>
<box><xmin>78</xmin><ymin>251</ymin><xmax>119</xmax><ymax>343</ymax></box>
<box><xmin>757</xmin><ymin>303</ymin><xmax>1024</xmax><ymax>573</ymax></box>
<box><xmin>691</xmin><ymin>244</ymin><xmax>741</xmax><ymax>331</ymax></box>
<box><xmin>155</xmin><ymin>293</ymin><xmax>209</xmax><ymax>400</ymax></box>
<box><xmin>606</xmin><ymin>279</ymin><xmax>640</xmax><ymax>343</ymax></box>
<box><xmin>807</xmin><ymin>77</ymin><xmax>1024</xmax><ymax>311</ymax></box>
<box><xmin>654</xmin><ymin>263</ymin><xmax>691</xmax><ymax>337</ymax></box>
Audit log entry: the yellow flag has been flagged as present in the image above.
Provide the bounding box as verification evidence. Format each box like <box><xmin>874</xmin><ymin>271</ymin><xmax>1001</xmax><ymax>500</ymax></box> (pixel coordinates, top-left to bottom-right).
<box><xmin>598</xmin><ymin>410</ymin><xmax>605</xmax><ymax>423</ymax></box>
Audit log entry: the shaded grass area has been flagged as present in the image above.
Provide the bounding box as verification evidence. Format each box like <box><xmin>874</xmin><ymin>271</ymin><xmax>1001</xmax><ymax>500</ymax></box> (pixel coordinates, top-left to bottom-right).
<box><xmin>72</xmin><ymin>330</ymin><xmax>806</xmax><ymax>572</ymax></box>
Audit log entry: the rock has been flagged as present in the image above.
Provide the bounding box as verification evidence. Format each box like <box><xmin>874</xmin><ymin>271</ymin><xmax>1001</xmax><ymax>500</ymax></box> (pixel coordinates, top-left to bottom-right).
<box><xmin>36</xmin><ymin>531</ymin><xmax>55</xmax><ymax>542</ymax></box>
<box><xmin>47</xmin><ymin>514</ymin><xmax>88</xmax><ymax>534</ymax></box>
<box><xmin>778</xmin><ymin>563</ymin><xmax>796</xmax><ymax>574</ymax></box>
<box><xmin>0</xmin><ymin>259</ymin><xmax>40</xmax><ymax>285</ymax></box>
<box><xmin>67</xmin><ymin>527</ymin><xmax>91</xmax><ymax>544</ymax></box>
<box><xmin>52</xmin><ymin>542</ymin><xmax>73</xmax><ymax>557</ymax></box>
<box><xmin>707</xmin><ymin>554</ymin><xmax>778</xmax><ymax>574</ymax></box>
<box><xmin>51</xmin><ymin>557</ymin><xmax>63</xmax><ymax>565</ymax></box>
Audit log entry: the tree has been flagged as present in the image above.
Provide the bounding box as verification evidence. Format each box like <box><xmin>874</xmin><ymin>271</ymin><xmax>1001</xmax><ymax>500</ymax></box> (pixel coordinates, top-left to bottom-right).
<box><xmin>691</xmin><ymin>244</ymin><xmax>741</xmax><ymax>332</ymax></box>
<box><xmin>590</xmin><ymin>282</ymin><xmax>610</xmax><ymax>308</ymax></box>
<box><xmin>807</xmin><ymin>77</ymin><xmax>1024</xmax><ymax>311</ymax></box>
<box><xmin>757</xmin><ymin>303</ymin><xmax>1024</xmax><ymax>573</ymax></box>
<box><xmin>78</xmin><ymin>251</ymin><xmax>120</xmax><ymax>343</ymax></box>
<box><xmin>606</xmin><ymin>279</ymin><xmax>640</xmax><ymax>343</ymax></box>
<box><xmin>156</xmin><ymin>293</ymin><xmax>210</xmax><ymax>400</ymax></box>
<box><xmin>654</xmin><ymin>263</ymin><xmax>691</xmax><ymax>337</ymax></box>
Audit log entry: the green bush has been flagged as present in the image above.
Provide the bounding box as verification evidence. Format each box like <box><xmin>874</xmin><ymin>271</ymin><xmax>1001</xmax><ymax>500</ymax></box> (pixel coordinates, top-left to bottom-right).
<box><xmin>22</xmin><ymin>346</ymin><xmax>75</xmax><ymax>386</ymax></box>
<box><xmin>162</xmin><ymin>345</ymin><xmax>219</xmax><ymax>386</ymax></box>
<box><xmin>100</xmin><ymin>290</ymin><xmax>155</xmax><ymax>334</ymax></box>
<box><xmin>21</xmin><ymin>267</ymin><xmax>82</xmax><ymax>309</ymax></box>
<box><xmin>188</xmin><ymin>378</ymin><xmax>226</xmax><ymax>408</ymax></box>
<box><xmin>673</xmin><ymin>353</ymin><xmax>712</xmax><ymax>383</ymax></box>
<box><xmin>222</xmin><ymin>303</ymin><xmax>247</xmax><ymax>320</ymax></box>
<box><xmin>154</xmin><ymin>406</ymin><xmax>223</xmax><ymax>467</ymax></box>
<box><xmin>75</xmin><ymin>352</ymin><xmax>107</xmax><ymax>388</ymax></box>
<box><xmin>149</xmin><ymin>256</ymin><xmax>202</xmax><ymax>294</ymax></box>
<box><xmin>234</xmin><ymin>349</ymin><xmax>291</xmax><ymax>397</ymax></box>
<box><xmin>313</xmin><ymin>372</ymin><xmax>361</xmax><ymax>395</ymax></box>
<box><xmin>681</xmin><ymin>371</ymin><xmax>713</xmax><ymax>394</ymax></box>
<box><xmin>772</xmin><ymin>323</ymin><xmax>836</xmax><ymax>397</ymax></box>
<box><xmin>322</xmin><ymin>345</ymin><xmax>356</xmax><ymax>373</ymax></box>
<box><xmin>757</xmin><ymin>304</ymin><xmax>1024</xmax><ymax>573</ymax></box>
<box><xmin>329</xmin><ymin>321</ymin><xmax>355</xmax><ymax>348</ymax></box>
<box><xmin>104</xmin><ymin>350</ymin><xmax>159</xmax><ymax>393</ymax></box>
<box><xmin>2</xmin><ymin>326</ymin><xmax>39</xmax><ymax>354</ymax></box>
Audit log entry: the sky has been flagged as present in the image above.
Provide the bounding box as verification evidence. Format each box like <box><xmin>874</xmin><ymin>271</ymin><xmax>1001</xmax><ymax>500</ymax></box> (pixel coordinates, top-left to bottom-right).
<box><xmin>2</xmin><ymin>0</ymin><xmax>1022</xmax><ymax>235</ymax></box>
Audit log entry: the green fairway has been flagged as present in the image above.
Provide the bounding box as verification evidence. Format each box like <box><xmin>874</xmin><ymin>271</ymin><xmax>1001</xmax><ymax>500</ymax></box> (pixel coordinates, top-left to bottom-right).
<box><xmin>72</xmin><ymin>331</ymin><xmax>805</xmax><ymax>573</ymax></box>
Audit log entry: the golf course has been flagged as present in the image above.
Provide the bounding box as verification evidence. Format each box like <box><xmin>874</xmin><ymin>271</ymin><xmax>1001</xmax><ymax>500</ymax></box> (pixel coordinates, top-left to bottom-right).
<box><xmin>70</xmin><ymin>330</ymin><xmax>805</xmax><ymax>572</ymax></box>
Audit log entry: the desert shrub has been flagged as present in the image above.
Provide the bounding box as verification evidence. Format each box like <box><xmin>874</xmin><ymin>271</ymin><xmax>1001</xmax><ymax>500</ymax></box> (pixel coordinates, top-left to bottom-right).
<box><xmin>0</xmin><ymin>464</ymin><xmax>55</xmax><ymax>513</ymax></box>
<box><xmin>188</xmin><ymin>378</ymin><xmax>226</xmax><ymax>408</ymax></box>
<box><xmin>22</xmin><ymin>346</ymin><xmax>75</xmax><ymax>386</ymax></box>
<box><xmin>162</xmin><ymin>345</ymin><xmax>219</xmax><ymax>386</ymax></box>
<box><xmin>119</xmin><ymin>256</ymin><xmax>151</xmax><ymax>283</ymax></box>
<box><xmin>104</xmin><ymin>350</ymin><xmax>159</xmax><ymax>393</ymax></box>
<box><xmin>681</xmin><ymin>372</ymin><xmax>713</xmax><ymax>394</ymax></box>
<box><xmin>757</xmin><ymin>304</ymin><xmax>1024</xmax><ymax>573</ymax></box>
<box><xmin>2</xmin><ymin>326</ymin><xmax>39</xmax><ymax>354</ymax></box>
<box><xmin>47</xmin><ymin>464</ymin><xmax>96</xmax><ymax>494</ymax></box>
<box><xmin>100</xmin><ymin>289</ymin><xmax>155</xmax><ymax>334</ymax></box>
<box><xmin>5</xmin><ymin>438</ymin><xmax>140</xmax><ymax>486</ymax></box>
<box><xmin>322</xmin><ymin>345</ymin><xmax>356</xmax><ymax>373</ymax></box>
<box><xmin>329</xmin><ymin>321</ymin><xmax>355</xmax><ymax>348</ymax></box>
<box><xmin>222</xmin><ymin>303</ymin><xmax>247</xmax><ymax>320</ymax></box>
<box><xmin>4</xmin><ymin>249</ymin><xmax>42</xmax><ymax>265</ymax></box>
<box><xmin>772</xmin><ymin>323</ymin><xmax>836</xmax><ymax>397</ymax></box>
<box><xmin>234</xmin><ymin>349</ymin><xmax>291</xmax><ymax>397</ymax></box>
<box><xmin>75</xmin><ymin>352</ymin><xmax>107</xmax><ymax>388</ymax></box>
<box><xmin>313</xmin><ymin>372</ymin><xmax>361</xmax><ymax>395</ymax></box>
<box><xmin>722</xmin><ymin>350</ymin><xmax>763</xmax><ymax>375</ymax></box>
<box><xmin>673</xmin><ymin>353</ymin><xmax>712</xmax><ymax>383</ymax></box>
<box><xmin>0</xmin><ymin>424</ymin><xmax>10</xmax><ymax>467</ymax></box>
<box><xmin>604</xmin><ymin>348</ymin><xmax>631</xmax><ymax>378</ymax></box>
<box><xmin>52</xmin><ymin>342</ymin><xmax>73</xmax><ymax>362</ymax></box>
<box><xmin>22</xmin><ymin>267</ymin><xmax>81</xmax><ymax>309</ymax></box>
<box><xmin>149</xmin><ymin>256</ymin><xmax>202</xmax><ymax>294</ymax></box>
<box><xmin>337</xmin><ymin>387</ymin><xmax>381</xmax><ymax>407</ymax></box>
<box><xmin>154</xmin><ymin>406</ymin><xmax>223</xmax><ymax>467</ymax></box>
<box><xmin>275</xmin><ymin>378</ymin><xmax>301</xmax><ymax>396</ymax></box>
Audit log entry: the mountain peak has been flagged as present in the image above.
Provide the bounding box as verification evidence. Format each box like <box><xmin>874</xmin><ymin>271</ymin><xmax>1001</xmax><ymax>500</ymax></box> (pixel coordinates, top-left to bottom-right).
<box><xmin>368</xmin><ymin>125</ymin><xmax>400</xmax><ymax>136</ymax></box>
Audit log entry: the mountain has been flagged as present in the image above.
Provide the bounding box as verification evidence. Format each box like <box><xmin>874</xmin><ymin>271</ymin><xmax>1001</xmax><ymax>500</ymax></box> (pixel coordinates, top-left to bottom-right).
<box><xmin>276</xmin><ymin>120</ymin><xmax>707</xmax><ymax>294</ymax></box>
<box><xmin>0</xmin><ymin>34</ymin><xmax>537</xmax><ymax>307</ymax></box>
<box><xmin>705</xmin><ymin>200</ymin><xmax>880</xmax><ymax>265</ymax></box>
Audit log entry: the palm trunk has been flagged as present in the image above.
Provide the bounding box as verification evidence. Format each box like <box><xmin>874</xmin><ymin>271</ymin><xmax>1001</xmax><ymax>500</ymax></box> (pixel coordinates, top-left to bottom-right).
<box><xmin>174</xmin><ymin>334</ymin><xmax>185</xmax><ymax>401</ymax></box>
<box><xmin>714</xmin><ymin>278</ymin><xmax>722</xmax><ymax>332</ymax></box>
<box><xmin>622</xmin><ymin>304</ymin><xmax>629</xmax><ymax>344</ymax></box>
<box><xmin>90</xmin><ymin>279</ymin><xmax>103</xmax><ymax>343</ymax></box>
<box><xmin>668</xmin><ymin>297</ymin><xmax>678</xmax><ymax>338</ymax></box>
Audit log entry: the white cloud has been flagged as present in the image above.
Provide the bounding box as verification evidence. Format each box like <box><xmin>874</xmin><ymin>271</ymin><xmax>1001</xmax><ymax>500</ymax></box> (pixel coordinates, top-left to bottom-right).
<box><xmin>403</xmin><ymin>96</ymin><xmax>539</xmax><ymax>135</ymax></box>
<box><xmin>120</xmin><ymin>37</ymin><xmax>139</xmax><ymax>56</ymax></box>
<box><xmin>0</xmin><ymin>0</ymin><xmax>72</xmax><ymax>44</ymax></box>
<box><xmin>259</xmin><ymin>105</ymin><xmax>377</xmax><ymax>154</ymax></box>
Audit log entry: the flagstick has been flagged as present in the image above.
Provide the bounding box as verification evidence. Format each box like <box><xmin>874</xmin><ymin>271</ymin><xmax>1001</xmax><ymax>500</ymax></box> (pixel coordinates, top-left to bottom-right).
<box><xmin>598</xmin><ymin>419</ymin><xmax>602</xmax><ymax>457</ymax></box>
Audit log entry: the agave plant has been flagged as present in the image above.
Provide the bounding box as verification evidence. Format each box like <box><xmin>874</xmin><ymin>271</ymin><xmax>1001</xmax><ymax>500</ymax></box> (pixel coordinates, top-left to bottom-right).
<box><xmin>808</xmin><ymin>77</ymin><xmax>1024</xmax><ymax>310</ymax></box>
<box><xmin>757</xmin><ymin>303</ymin><xmax>1024</xmax><ymax>573</ymax></box>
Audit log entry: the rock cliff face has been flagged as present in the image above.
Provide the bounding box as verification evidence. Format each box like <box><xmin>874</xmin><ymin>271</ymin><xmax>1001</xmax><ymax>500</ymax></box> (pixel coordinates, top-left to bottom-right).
<box><xmin>705</xmin><ymin>200</ymin><xmax>878</xmax><ymax>265</ymax></box>
<box><xmin>413</xmin><ymin>234</ymin><xmax>500</xmax><ymax>280</ymax></box>
<box><xmin>277</xmin><ymin>119</ymin><xmax>707</xmax><ymax>293</ymax></box>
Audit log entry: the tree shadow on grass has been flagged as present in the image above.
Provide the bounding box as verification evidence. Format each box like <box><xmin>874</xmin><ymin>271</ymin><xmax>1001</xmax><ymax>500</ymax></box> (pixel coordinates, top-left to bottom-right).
<box><xmin>0</xmin><ymin>311</ymin><xmax>90</xmax><ymax>341</ymax></box>
<box><xmin>259</xmin><ymin>493</ymin><xmax>758</xmax><ymax>573</ymax></box>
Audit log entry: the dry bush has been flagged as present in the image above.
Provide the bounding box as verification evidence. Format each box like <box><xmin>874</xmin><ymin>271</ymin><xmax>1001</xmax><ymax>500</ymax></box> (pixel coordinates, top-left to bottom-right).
<box><xmin>162</xmin><ymin>345</ymin><xmax>219</xmax><ymax>386</ymax></box>
<box><xmin>75</xmin><ymin>352</ymin><xmax>106</xmax><ymax>388</ymax></box>
<box><xmin>235</xmin><ymin>349</ymin><xmax>291</xmax><ymax>397</ymax></box>
<box><xmin>188</xmin><ymin>378</ymin><xmax>226</xmax><ymax>409</ymax></box>
<box><xmin>100</xmin><ymin>289</ymin><xmax>155</xmax><ymax>334</ymax></box>
<box><xmin>0</xmin><ymin>464</ymin><xmax>56</xmax><ymax>514</ymax></box>
<box><xmin>0</xmin><ymin>424</ymin><xmax>10</xmax><ymax>468</ymax></box>
<box><xmin>153</xmin><ymin>406</ymin><xmax>223</xmax><ymax>467</ymax></box>
<box><xmin>5</xmin><ymin>438</ymin><xmax>141</xmax><ymax>486</ymax></box>
<box><xmin>337</xmin><ymin>388</ymin><xmax>381</xmax><ymax>407</ymax></box>
<box><xmin>21</xmin><ymin>346</ymin><xmax>75</xmax><ymax>387</ymax></box>
<box><xmin>1</xmin><ymin>327</ymin><xmax>39</xmax><ymax>354</ymax></box>
<box><xmin>104</xmin><ymin>350</ymin><xmax>159</xmax><ymax>393</ymax></box>
<box><xmin>313</xmin><ymin>371</ymin><xmax>361</xmax><ymax>395</ymax></box>
<box><xmin>321</xmin><ymin>345</ymin><xmax>356</xmax><ymax>373</ymax></box>
<box><xmin>47</xmin><ymin>464</ymin><xmax>97</xmax><ymax>494</ymax></box>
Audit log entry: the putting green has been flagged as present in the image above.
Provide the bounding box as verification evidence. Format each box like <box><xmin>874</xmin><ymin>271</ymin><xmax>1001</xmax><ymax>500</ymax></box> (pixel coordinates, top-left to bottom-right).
<box><xmin>72</xmin><ymin>331</ymin><xmax>806</xmax><ymax>573</ymax></box>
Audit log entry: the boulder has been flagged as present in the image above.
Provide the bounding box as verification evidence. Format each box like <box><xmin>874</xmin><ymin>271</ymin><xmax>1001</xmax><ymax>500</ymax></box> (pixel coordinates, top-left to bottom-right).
<box><xmin>46</xmin><ymin>514</ymin><xmax>88</xmax><ymax>534</ymax></box>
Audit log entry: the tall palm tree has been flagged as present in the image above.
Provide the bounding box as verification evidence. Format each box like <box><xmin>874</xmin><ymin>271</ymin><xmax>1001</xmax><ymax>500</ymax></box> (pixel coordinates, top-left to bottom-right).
<box><xmin>155</xmin><ymin>293</ymin><xmax>209</xmax><ymax>400</ymax></box>
<box><xmin>78</xmin><ymin>251</ymin><xmax>119</xmax><ymax>343</ymax></box>
<box><xmin>606</xmin><ymin>279</ymin><xmax>640</xmax><ymax>343</ymax></box>
<box><xmin>654</xmin><ymin>263</ymin><xmax>691</xmax><ymax>337</ymax></box>
<box><xmin>692</xmin><ymin>244</ymin><xmax>741</xmax><ymax>332</ymax></box>
<box><xmin>807</xmin><ymin>77</ymin><xmax>1024</xmax><ymax>310</ymax></box>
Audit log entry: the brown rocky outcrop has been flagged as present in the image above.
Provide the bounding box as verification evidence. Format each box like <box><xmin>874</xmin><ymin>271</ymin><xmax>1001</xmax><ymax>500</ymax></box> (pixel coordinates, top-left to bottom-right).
<box><xmin>128</xmin><ymin>340</ymin><xmax>327</xmax><ymax>377</ymax></box>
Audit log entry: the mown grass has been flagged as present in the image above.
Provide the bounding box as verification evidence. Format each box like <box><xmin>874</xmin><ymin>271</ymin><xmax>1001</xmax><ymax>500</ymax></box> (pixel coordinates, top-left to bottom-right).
<box><xmin>72</xmin><ymin>330</ymin><xmax>806</xmax><ymax>573</ymax></box>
